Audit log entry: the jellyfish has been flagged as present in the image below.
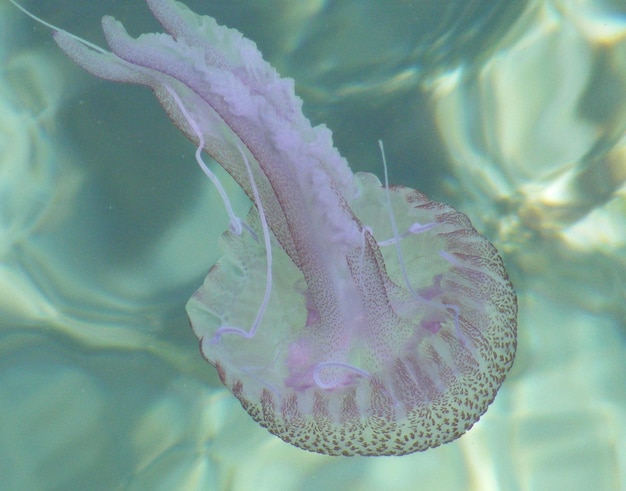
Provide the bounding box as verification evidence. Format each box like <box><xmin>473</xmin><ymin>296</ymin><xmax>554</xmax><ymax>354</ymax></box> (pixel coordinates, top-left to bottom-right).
<box><xmin>29</xmin><ymin>0</ymin><xmax>516</xmax><ymax>456</ymax></box>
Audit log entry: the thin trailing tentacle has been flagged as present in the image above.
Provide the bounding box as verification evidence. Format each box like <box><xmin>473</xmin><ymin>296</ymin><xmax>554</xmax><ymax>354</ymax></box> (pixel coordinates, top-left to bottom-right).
<box><xmin>212</xmin><ymin>143</ymin><xmax>274</xmax><ymax>342</ymax></box>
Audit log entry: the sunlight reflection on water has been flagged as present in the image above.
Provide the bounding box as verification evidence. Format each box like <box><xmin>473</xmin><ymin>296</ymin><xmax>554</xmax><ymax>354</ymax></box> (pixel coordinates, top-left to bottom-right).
<box><xmin>1</xmin><ymin>0</ymin><xmax>624</xmax><ymax>490</ymax></box>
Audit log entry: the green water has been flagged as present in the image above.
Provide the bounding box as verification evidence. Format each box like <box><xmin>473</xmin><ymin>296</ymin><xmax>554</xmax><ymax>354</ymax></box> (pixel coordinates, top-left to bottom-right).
<box><xmin>1</xmin><ymin>0</ymin><xmax>624</xmax><ymax>490</ymax></box>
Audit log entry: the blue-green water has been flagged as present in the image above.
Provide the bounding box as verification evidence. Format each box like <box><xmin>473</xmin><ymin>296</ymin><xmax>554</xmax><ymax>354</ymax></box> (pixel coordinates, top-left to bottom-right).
<box><xmin>1</xmin><ymin>1</ymin><xmax>624</xmax><ymax>490</ymax></box>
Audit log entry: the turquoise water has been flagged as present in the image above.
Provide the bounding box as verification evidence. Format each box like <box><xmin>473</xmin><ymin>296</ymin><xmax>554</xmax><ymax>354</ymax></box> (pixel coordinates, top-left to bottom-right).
<box><xmin>1</xmin><ymin>0</ymin><xmax>624</xmax><ymax>489</ymax></box>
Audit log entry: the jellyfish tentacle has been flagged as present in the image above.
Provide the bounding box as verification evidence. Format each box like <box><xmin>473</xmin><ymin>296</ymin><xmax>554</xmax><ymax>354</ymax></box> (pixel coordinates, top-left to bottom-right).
<box><xmin>379</xmin><ymin>140</ymin><xmax>421</xmax><ymax>299</ymax></box>
<box><xmin>379</xmin><ymin>141</ymin><xmax>413</xmax><ymax>296</ymax></box>
<box><xmin>408</xmin><ymin>222</ymin><xmax>438</xmax><ymax>234</ymax></box>
<box><xmin>212</xmin><ymin>143</ymin><xmax>273</xmax><ymax>342</ymax></box>
<box><xmin>161</xmin><ymin>83</ymin><xmax>249</xmax><ymax>237</ymax></box>
<box><xmin>8</xmin><ymin>0</ymin><xmax>107</xmax><ymax>54</ymax></box>
<box><xmin>377</xmin><ymin>142</ymin><xmax>469</xmax><ymax>355</ymax></box>
<box><xmin>163</xmin><ymin>81</ymin><xmax>274</xmax><ymax>345</ymax></box>
<box><xmin>376</xmin><ymin>221</ymin><xmax>438</xmax><ymax>246</ymax></box>
<box><xmin>312</xmin><ymin>361</ymin><xmax>371</xmax><ymax>390</ymax></box>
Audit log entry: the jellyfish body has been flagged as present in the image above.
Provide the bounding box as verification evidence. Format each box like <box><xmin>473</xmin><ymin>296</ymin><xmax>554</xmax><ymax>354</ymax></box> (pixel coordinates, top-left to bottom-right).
<box><xmin>189</xmin><ymin>173</ymin><xmax>516</xmax><ymax>456</ymax></box>
<box><xmin>50</xmin><ymin>0</ymin><xmax>517</xmax><ymax>456</ymax></box>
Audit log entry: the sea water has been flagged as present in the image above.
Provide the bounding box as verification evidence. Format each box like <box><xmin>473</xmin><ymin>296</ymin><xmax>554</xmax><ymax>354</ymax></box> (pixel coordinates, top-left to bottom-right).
<box><xmin>0</xmin><ymin>1</ymin><xmax>624</xmax><ymax>490</ymax></box>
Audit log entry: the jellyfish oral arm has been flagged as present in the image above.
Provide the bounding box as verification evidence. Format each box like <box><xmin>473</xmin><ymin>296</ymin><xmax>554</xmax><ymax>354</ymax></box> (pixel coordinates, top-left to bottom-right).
<box><xmin>52</xmin><ymin>1</ymin><xmax>381</xmax><ymax>355</ymax></box>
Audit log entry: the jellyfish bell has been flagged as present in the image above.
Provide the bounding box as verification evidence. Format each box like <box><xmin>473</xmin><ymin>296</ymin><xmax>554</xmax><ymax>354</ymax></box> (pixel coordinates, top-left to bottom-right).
<box><xmin>187</xmin><ymin>135</ymin><xmax>516</xmax><ymax>456</ymax></box>
<box><xmin>12</xmin><ymin>0</ymin><xmax>517</xmax><ymax>456</ymax></box>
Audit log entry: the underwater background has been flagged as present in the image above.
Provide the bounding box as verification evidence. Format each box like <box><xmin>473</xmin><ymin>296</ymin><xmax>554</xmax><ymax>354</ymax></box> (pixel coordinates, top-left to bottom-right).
<box><xmin>1</xmin><ymin>0</ymin><xmax>624</xmax><ymax>489</ymax></box>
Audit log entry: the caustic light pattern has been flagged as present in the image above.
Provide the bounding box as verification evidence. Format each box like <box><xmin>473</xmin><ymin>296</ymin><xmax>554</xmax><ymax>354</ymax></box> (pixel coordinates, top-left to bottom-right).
<box><xmin>51</xmin><ymin>0</ymin><xmax>516</xmax><ymax>456</ymax></box>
